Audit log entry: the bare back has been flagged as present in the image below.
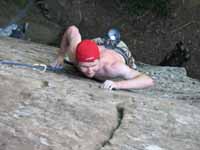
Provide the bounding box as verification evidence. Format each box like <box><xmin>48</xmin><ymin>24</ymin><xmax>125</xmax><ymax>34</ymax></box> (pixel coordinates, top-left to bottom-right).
<box><xmin>68</xmin><ymin>43</ymin><xmax>126</xmax><ymax>66</ymax></box>
<box><xmin>93</xmin><ymin>46</ymin><xmax>129</xmax><ymax>80</ymax></box>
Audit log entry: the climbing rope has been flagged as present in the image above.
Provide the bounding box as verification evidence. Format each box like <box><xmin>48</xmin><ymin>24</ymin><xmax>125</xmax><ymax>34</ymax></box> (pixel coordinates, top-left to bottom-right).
<box><xmin>0</xmin><ymin>60</ymin><xmax>64</xmax><ymax>73</ymax></box>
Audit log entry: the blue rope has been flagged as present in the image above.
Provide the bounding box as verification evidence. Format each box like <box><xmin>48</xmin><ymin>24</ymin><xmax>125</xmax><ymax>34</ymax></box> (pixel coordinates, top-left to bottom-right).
<box><xmin>0</xmin><ymin>60</ymin><xmax>64</xmax><ymax>72</ymax></box>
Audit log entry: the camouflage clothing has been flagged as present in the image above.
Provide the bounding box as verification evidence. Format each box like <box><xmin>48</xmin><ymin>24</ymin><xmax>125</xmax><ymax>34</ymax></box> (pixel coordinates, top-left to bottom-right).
<box><xmin>93</xmin><ymin>37</ymin><xmax>137</xmax><ymax>69</ymax></box>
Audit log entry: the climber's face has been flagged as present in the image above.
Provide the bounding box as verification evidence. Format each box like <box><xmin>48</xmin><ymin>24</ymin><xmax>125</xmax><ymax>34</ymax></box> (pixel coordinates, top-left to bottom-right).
<box><xmin>78</xmin><ymin>60</ymin><xmax>100</xmax><ymax>78</ymax></box>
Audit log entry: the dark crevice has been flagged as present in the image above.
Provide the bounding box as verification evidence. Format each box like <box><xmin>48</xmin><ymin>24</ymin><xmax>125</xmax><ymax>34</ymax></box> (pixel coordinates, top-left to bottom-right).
<box><xmin>100</xmin><ymin>106</ymin><xmax>124</xmax><ymax>148</ymax></box>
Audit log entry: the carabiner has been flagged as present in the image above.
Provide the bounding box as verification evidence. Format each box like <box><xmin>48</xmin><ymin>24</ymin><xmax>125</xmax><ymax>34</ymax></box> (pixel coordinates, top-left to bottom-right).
<box><xmin>33</xmin><ymin>64</ymin><xmax>47</xmax><ymax>73</ymax></box>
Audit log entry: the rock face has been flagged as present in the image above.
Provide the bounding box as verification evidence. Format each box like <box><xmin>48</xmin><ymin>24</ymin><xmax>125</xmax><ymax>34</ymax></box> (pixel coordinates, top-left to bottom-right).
<box><xmin>0</xmin><ymin>37</ymin><xmax>200</xmax><ymax>150</ymax></box>
<box><xmin>34</xmin><ymin>0</ymin><xmax>119</xmax><ymax>37</ymax></box>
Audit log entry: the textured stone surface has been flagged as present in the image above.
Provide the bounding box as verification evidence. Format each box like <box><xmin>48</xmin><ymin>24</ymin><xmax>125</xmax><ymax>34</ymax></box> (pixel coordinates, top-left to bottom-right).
<box><xmin>0</xmin><ymin>37</ymin><xmax>200</xmax><ymax>150</ymax></box>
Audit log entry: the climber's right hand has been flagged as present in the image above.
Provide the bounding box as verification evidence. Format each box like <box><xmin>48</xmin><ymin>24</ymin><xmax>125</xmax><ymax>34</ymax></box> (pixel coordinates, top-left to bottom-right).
<box><xmin>51</xmin><ymin>56</ymin><xmax>64</xmax><ymax>69</ymax></box>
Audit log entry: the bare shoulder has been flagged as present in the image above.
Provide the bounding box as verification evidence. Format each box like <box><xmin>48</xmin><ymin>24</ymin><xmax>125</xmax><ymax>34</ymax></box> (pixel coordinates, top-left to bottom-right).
<box><xmin>105</xmin><ymin>62</ymin><xmax>142</xmax><ymax>79</ymax></box>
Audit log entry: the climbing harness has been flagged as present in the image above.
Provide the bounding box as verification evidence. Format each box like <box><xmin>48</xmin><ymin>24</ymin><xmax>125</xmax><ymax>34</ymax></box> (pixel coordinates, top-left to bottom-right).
<box><xmin>0</xmin><ymin>60</ymin><xmax>64</xmax><ymax>73</ymax></box>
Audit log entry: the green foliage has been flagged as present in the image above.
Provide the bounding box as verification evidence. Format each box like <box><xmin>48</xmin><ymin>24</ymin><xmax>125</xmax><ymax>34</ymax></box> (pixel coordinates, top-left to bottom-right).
<box><xmin>118</xmin><ymin>0</ymin><xmax>169</xmax><ymax>16</ymax></box>
<box><xmin>14</xmin><ymin>0</ymin><xmax>28</xmax><ymax>8</ymax></box>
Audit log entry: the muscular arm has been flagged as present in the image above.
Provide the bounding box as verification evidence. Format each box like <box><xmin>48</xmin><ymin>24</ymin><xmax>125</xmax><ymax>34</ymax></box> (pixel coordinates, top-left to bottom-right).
<box><xmin>59</xmin><ymin>30</ymin><xmax>70</xmax><ymax>57</ymax></box>
<box><xmin>51</xmin><ymin>26</ymin><xmax>81</xmax><ymax>67</ymax></box>
<box><xmin>108</xmin><ymin>63</ymin><xmax>154</xmax><ymax>89</ymax></box>
<box><xmin>50</xmin><ymin>30</ymin><xmax>69</xmax><ymax>68</ymax></box>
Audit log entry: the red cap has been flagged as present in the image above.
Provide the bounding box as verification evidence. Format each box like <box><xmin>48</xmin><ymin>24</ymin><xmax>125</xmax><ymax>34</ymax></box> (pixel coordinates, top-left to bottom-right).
<box><xmin>76</xmin><ymin>40</ymin><xmax>100</xmax><ymax>62</ymax></box>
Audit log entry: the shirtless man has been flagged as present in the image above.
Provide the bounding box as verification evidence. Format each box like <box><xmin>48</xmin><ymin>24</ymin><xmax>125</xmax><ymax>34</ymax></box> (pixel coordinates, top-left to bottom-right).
<box><xmin>52</xmin><ymin>25</ymin><xmax>154</xmax><ymax>90</ymax></box>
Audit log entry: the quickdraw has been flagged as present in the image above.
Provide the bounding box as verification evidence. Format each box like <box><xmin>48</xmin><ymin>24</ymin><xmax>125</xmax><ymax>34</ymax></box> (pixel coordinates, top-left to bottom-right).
<box><xmin>0</xmin><ymin>60</ymin><xmax>64</xmax><ymax>73</ymax></box>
